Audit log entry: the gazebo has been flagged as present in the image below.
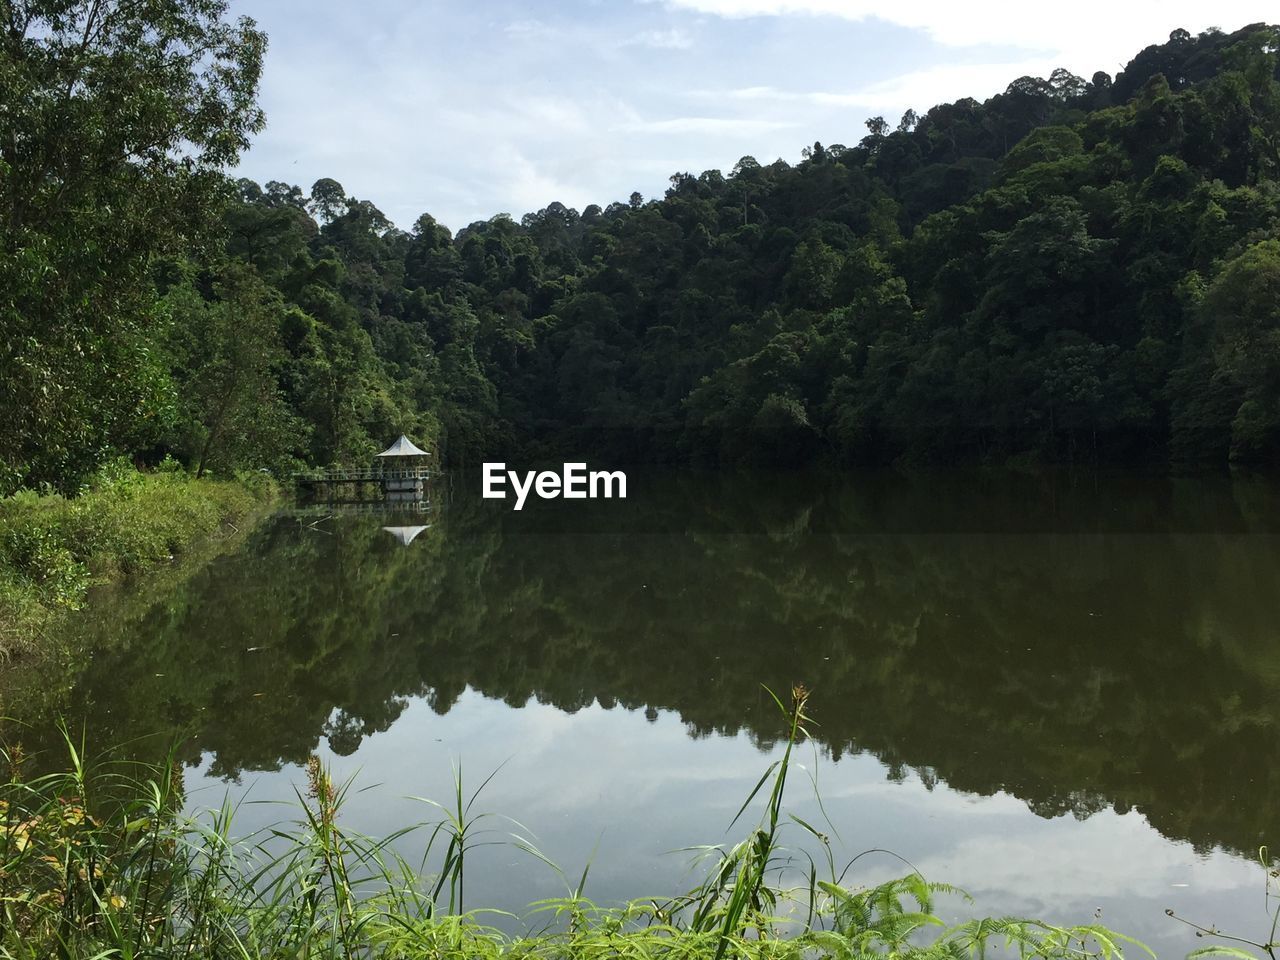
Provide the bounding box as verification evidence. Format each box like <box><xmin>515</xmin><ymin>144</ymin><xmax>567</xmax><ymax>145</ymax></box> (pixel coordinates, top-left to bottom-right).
<box><xmin>374</xmin><ymin>435</ymin><xmax>430</xmax><ymax>501</ymax></box>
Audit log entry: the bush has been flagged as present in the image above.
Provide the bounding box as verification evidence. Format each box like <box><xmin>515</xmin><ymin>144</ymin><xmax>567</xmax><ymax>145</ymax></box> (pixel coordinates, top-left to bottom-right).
<box><xmin>0</xmin><ymin>466</ymin><xmax>275</xmax><ymax>658</ymax></box>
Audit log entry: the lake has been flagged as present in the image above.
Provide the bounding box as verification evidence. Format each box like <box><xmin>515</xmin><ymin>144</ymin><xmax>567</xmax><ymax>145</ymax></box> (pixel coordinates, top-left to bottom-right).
<box><xmin>14</xmin><ymin>469</ymin><xmax>1280</xmax><ymax>957</ymax></box>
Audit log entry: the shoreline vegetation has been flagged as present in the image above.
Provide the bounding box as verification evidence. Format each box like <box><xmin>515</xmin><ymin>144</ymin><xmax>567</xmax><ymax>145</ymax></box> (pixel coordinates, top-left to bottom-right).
<box><xmin>0</xmin><ymin>462</ymin><xmax>276</xmax><ymax>662</ymax></box>
<box><xmin>0</xmin><ymin>689</ymin><xmax>1169</xmax><ymax>960</ymax></box>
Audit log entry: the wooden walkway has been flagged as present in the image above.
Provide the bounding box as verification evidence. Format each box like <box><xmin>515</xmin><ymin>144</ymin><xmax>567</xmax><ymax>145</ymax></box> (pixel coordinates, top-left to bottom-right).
<box><xmin>292</xmin><ymin>467</ymin><xmax>431</xmax><ymax>484</ymax></box>
<box><xmin>292</xmin><ymin>467</ymin><xmax>431</xmax><ymax>503</ymax></box>
<box><xmin>289</xmin><ymin>499</ymin><xmax>433</xmax><ymax>515</ymax></box>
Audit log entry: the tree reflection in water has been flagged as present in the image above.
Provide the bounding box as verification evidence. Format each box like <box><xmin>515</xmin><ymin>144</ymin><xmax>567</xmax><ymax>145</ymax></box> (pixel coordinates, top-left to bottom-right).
<box><xmin>10</xmin><ymin>469</ymin><xmax>1280</xmax><ymax>861</ymax></box>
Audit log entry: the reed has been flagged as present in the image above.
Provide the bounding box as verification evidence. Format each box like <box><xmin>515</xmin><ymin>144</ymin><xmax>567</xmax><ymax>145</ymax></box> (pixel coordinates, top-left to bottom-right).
<box><xmin>0</xmin><ymin>700</ymin><xmax>1154</xmax><ymax>960</ymax></box>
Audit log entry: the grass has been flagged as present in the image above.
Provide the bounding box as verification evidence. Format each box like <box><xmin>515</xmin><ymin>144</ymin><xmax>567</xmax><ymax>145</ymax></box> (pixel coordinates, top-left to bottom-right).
<box><xmin>0</xmin><ymin>689</ymin><xmax>1159</xmax><ymax>960</ymax></box>
<box><xmin>0</xmin><ymin>458</ymin><xmax>275</xmax><ymax>660</ymax></box>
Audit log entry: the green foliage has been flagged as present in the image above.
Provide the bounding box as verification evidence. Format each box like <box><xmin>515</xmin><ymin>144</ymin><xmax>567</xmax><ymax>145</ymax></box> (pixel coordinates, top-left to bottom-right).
<box><xmin>1197</xmin><ymin>241</ymin><xmax>1280</xmax><ymax>462</ymax></box>
<box><xmin>211</xmin><ymin>177</ymin><xmax>440</xmax><ymax>469</ymax></box>
<box><xmin>0</xmin><ymin>0</ymin><xmax>267</xmax><ymax>493</ymax></box>
<box><xmin>9</xmin><ymin>17</ymin><xmax>1280</xmax><ymax>482</ymax></box>
<box><xmin>207</xmin><ymin>22</ymin><xmax>1280</xmax><ymax>470</ymax></box>
<box><xmin>163</xmin><ymin>263</ymin><xmax>308</xmax><ymax>478</ymax></box>
<box><xmin>0</xmin><ymin>465</ymin><xmax>273</xmax><ymax>658</ymax></box>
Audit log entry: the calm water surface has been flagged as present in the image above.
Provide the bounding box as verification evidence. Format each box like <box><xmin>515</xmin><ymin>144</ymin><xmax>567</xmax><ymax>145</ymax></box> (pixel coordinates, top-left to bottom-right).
<box><xmin>19</xmin><ymin>470</ymin><xmax>1280</xmax><ymax>956</ymax></box>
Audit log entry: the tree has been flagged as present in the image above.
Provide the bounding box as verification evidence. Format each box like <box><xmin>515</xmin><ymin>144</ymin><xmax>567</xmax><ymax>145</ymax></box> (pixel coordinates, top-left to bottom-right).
<box><xmin>164</xmin><ymin>265</ymin><xmax>303</xmax><ymax>477</ymax></box>
<box><xmin>0</xmin><ymin>0</ymin><xmax>266</xmax><ymax>492</ymax></box>
<box><xmin>1201</xmin><ymin>241</ymin><xmax>1280</xmax><ymax>463</ymax></box>
<box><xmin>786</xmin><ymin>238</ymin><xmax>843</xmax><ymax>310</ymax></box>
<box><xmin>309</xmin><ymin>178</ymin><xmax>349</xmax><ymax>224</ymax></box>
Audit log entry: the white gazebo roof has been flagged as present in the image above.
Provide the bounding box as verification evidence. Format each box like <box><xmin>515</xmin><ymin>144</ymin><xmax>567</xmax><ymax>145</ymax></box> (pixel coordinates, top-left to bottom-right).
<box><xmin>375</xmin><ymin>435</ymin><xmax>430</xmax><ymax>458</ymax></box>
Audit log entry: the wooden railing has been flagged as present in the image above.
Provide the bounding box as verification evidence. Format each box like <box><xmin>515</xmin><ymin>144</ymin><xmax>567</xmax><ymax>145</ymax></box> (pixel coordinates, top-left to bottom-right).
<box><xmin>292</xmin><ymin>466</ymin><xmax>431</xmax><ymax>483</ymax></box>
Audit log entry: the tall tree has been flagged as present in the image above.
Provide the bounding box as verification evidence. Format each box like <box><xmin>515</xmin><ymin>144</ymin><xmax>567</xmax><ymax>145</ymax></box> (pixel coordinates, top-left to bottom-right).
<box><xmin>0</xmin><ymin>0</ymin><xmax>266</xmax><ymax>492</ymax></box>
<box><xmin>164</xmin><ymin>264</ymin><xmax>303</xmax><ymax>477</ymax></box>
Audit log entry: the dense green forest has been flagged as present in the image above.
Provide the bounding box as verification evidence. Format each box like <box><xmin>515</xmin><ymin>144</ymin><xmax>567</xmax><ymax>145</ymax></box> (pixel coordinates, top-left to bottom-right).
<box><xmin>4</xmin><ymin>3</ymin><xmax>1280</xmax><ymax>494</ymax></box>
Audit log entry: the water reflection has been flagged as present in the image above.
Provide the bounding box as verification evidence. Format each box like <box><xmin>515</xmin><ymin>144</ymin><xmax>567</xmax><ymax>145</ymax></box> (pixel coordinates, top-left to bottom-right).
<box><xmin>382</xmin><ymin>524</ymin><xmax>431</xmax><ymax>545</ymax></box>
<box><xmin>11</xmin><ymin>470</ymin><xmax>1280</xmax><ymax>865</ymax></box>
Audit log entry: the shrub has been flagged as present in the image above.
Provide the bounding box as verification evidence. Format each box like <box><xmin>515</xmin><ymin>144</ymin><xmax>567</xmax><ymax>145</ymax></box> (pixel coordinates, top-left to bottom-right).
<box><xmin>0</xmin><ymin>467</ymin><xmax>274</xmax><ymax>658</ymax></box>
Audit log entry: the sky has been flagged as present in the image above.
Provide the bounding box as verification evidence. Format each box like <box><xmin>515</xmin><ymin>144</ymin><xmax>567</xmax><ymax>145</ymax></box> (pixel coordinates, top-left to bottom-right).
<box><xmin>228</xmin><ymin>0</ymin><xmax>1278</xmax><ymax>232</ymax></box>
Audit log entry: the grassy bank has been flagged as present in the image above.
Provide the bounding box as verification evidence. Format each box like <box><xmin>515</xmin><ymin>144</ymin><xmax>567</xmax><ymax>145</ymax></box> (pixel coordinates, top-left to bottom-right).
<box><xmin>0</xmin><ymin>460</ymin><xmax>276</xmax><ymax>660</ymax></box>
<box><xmin>0</xmin><ymin>690</ymin><xmax>1171</xmax><ymax>960</ymax></box>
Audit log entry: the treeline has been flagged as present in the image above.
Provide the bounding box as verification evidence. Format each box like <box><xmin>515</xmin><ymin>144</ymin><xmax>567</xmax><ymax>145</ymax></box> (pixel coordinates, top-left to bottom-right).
<box><xmin>195</xmin><ymin>21</ymin><xmax>1280</xmax><ymax>470</ymax></box>
<box><xmin>4</xmin><ymin>7</ymin><xmax>1280</xmax><ymax>493</ymax></box>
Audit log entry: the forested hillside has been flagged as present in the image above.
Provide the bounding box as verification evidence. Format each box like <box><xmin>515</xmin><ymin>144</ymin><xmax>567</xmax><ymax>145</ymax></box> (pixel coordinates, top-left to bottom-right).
<box><xmin>5</xmin><ymin>9</ymin><xmax>1280</xmax><ymax>493</ymax></box>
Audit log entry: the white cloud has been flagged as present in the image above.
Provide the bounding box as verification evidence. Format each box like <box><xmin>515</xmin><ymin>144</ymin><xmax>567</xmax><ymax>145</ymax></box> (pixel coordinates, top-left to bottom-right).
<box><xmin>676</xmin><ymin>2</ymin><xmax>1276</xmax><ymax>129</ymax></box>
<box><xmin>720</xmin><ymin>85</ymin><xmax>786</xmax><ymax>100</ymax></box>
<box><xmin>508</xmin><ymin>95</ymin><xmax>594</xmax><ymax>136</ymax></box>
<box><xmin>497</xmin><ymin>146</ymin><xmax>596</xmax><ymax>215</ymax></box>
<box><xmin>504</xmin><ymin>18</ymin><xmax>562</xmax><ymax>41</ymax></box>
<box><xmin>621</xmin><ymin>116</ymin><xmax>800</xmax><ymax>135</ymax></box>
<box><xmin>835</xmin><ymin>60</ymin><xmax>1059</xmax><ymax>106</ymax></box>
<box><xmin>716</xmin><ymin>58</ymin><xmax>1058</xmax><ymax>114</ymax></box>
<box><xmin>626</xmin><ymin>27</ymin><xmax>696</xmax><ymax>49</ymax></box>
<box><xmin>654</xmin><ymin>0</ymin><xmax>1278</xmax><ymax>75</ymax></box>
<box><xmin>506</xmin><ymin>18</ymin><xmax>694</xmax><ymax>53</ymax></box>
<box><xmin>235</xmin><ymin>0</ymin><xmax>1279</xmax><ymax>235</ymax></box>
